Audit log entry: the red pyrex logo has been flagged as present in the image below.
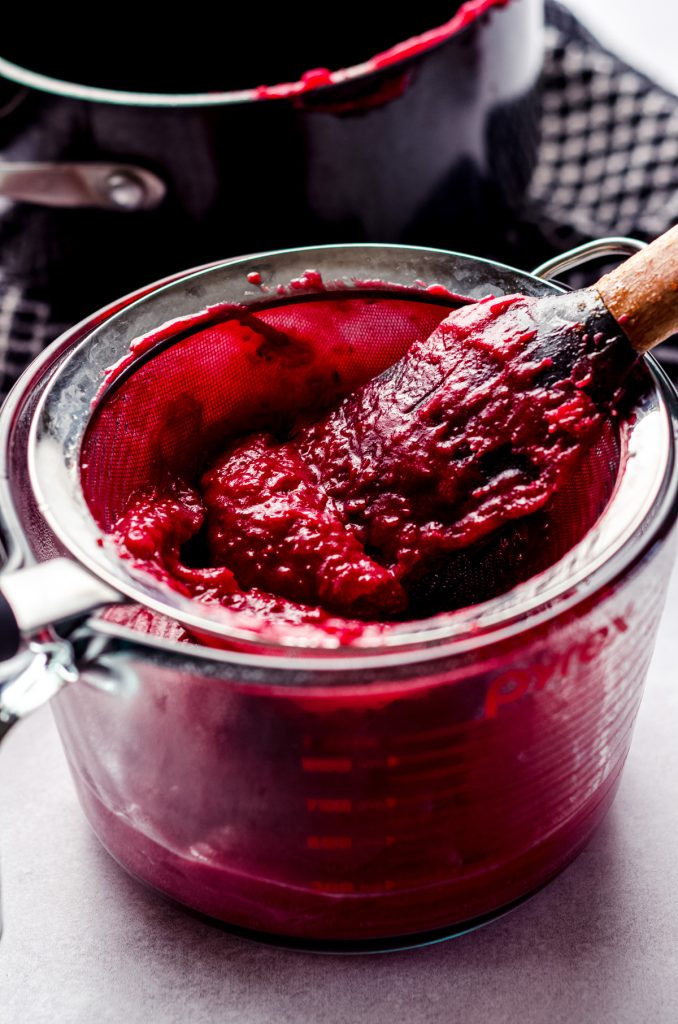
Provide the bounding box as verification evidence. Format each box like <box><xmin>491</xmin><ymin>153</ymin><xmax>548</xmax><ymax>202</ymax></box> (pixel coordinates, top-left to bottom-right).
<box><xmin>483</xmin><ymin>614</ymin><xmax>630</xmax><ymax>720</ymax></box>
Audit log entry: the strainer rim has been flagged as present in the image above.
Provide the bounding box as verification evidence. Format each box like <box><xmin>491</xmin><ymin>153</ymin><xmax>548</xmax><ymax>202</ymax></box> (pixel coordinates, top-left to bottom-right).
<box><xmin>23</xmin><ymin>243</ymin><xmax>678</xmax><ymax>661</ymax></box>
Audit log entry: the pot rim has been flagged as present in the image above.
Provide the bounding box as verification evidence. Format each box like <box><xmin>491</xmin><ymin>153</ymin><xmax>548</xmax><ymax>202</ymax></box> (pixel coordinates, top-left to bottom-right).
<box><xmin>0</xmin><ymin>0</ymin><xmax>517</xmax><ymax>109</ymax></box>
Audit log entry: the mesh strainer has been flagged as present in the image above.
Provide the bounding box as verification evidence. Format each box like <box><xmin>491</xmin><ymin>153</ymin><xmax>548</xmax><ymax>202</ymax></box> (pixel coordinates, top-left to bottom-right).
<box><xmin>0</xmin><ymin>243</ymin><xmax>675</xmax><ymax>657</ymax></box>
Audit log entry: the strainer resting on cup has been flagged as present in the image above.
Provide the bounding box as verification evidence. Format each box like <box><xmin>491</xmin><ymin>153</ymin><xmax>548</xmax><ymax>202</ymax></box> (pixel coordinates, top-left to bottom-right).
<box><xmin>0</xmin><ymin>242</ymin><xmax>676</xmax><ymax>951</ymax></box>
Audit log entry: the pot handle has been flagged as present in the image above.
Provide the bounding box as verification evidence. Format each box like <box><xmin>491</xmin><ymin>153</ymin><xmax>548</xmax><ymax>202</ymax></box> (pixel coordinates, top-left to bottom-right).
<box><xmin>0</xmin><ymin>162</ymin><xmax>166</xmax><ymax>211</ymax></box>
<box><xmin>0</xmin><ymin>558</ymin><xmax>122</xmax><ymax>663</ymax></box>
<box><xmin>531</xmin><ymin>236</ymin><xmax>647</xmax><ymax>281</ymax></box>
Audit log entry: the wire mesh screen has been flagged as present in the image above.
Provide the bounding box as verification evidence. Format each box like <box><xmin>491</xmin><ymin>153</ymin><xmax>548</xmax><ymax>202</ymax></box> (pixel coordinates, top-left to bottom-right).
<box><xmin>81</xmin><ymin>291</ymin><xmax>620</xmax><ymax>625</ymax></box>
<box><xmin>82</xmin><ymin>296</ymin><xmax>451</xmax><ymax>530</ymax></box>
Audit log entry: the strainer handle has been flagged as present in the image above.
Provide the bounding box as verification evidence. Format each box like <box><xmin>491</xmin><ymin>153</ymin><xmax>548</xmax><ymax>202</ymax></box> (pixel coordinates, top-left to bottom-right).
<box><xmin>0</xmin><ymin>558</ymin><xmax>121</xmax><ymax>662</ymax></box>
<box><xmin>531</xmin><ymin>236</ymin><xmax>647</xmax><ymax>281</ymax></box>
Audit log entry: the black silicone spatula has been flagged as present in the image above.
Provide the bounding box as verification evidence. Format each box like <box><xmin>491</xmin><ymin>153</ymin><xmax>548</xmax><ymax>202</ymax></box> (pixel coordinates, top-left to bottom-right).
<box><xmin>291</xmin><ymin>227</ymin><xmax>678</xmax><ymax>583</ymax></box>
<box><xmin>174</xmin><ymin>227</ymin><xmax>678</xmax><ymax>620</ymax></box>
<box><xmin>267</xmin><ymin>226</ymin><xmax>678</xmax><ymax>608</ymax></box>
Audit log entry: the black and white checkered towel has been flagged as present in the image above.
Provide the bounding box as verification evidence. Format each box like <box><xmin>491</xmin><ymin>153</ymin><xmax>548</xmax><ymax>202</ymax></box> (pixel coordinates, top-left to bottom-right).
<box><xmin>1</xmin><ymin>0</ymin><xmax>677</xmax><ymax>403</ymax></box>
<box><xmin>520</xmin><ymin>3</ymin><xmax>678</xmax><ymax>265</ymax></box>
<box><xmin>0</xmin><ymin>272</ymin><xmax>69</xmax><ymax>400</ymax></box>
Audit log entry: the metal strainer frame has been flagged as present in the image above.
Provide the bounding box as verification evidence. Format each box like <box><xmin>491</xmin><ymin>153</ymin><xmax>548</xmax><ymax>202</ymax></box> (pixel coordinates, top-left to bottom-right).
<box><xmin>1</xmin><ymin>241</ymin><xmax>677</xmax><ymax>658</ymax></box>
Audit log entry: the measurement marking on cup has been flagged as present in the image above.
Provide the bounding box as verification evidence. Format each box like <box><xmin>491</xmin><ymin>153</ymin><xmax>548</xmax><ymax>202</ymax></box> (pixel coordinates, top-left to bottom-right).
<box><xmin>483</xmin><ymin>613</ymin><xmax>631</xmax><ymax>719</ymax></box>
<box><xmin>302</xmin><ymin>757</ymin><xmax>353</xmax><ymax>773</ymax></box>
<box><xmin>306</xmin><ymin>798</ymin><xmax>353</xmax><ymax>813</ymax></box>
<box><xmin>358</xmin><ymin>797</ymin><xmax>398</xmax><ymax>811</ymax></box>
<box><xmin>307</xmin><ymin>836</ymin><xmax>353</xmax><ymax>850</ymax></box>
<box><xmin>302</xmin><ymin>735</ymin><xmax>380</xmax><ymax>752</ymax></box>
<box><xmin>306</xmin><ymin>797</ymin><xmax>399</xmax><ymax>813</ymax></box>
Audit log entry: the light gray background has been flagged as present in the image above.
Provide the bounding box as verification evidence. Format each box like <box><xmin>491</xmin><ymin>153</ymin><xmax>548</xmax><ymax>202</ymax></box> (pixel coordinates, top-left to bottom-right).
<box><xmin>566</xmin><ymin>0</ymin><xmax>678</xmax><ymax>95</ymax></box>
<box><xmin>2</xmin><ymin>3</ymin><xmax>678</xmax><ymax>1021</ymax></box>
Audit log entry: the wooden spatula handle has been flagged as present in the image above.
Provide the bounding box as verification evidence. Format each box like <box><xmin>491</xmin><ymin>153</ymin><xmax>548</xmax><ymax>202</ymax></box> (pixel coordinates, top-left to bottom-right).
<box><xmin>595</xmin><ymin>223</ymin><xmax>678</xmax><ymax>353</ymax></box>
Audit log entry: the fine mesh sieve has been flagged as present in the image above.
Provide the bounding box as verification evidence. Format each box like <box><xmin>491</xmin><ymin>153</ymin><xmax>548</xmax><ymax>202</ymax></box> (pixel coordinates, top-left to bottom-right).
<box><xmin>15</xmin><ymin>245</ymin><xmax>676</xmax><ymax>650</ymax></box>
<box><xmin>81</xmin><ymin>296</ymin><xmax>452</xmax><ymax>531</ymax></box>
<box><xmin>80</xmin><ymin>293</ymin><xmax>621</xmax><ymax>619</ymax></box>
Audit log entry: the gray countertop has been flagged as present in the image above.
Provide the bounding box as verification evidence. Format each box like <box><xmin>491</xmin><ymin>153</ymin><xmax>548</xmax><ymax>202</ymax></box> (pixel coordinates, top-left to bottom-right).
<box><xmin>1</xmin><ymin>562</ymin><xmax>677</xmax><ymax>1024</ymax></box>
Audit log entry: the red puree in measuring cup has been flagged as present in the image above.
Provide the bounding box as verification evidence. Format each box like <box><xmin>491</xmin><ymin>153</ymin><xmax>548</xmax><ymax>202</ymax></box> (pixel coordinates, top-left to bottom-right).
<box><xmin>110</xmin><ymin>288</ymin><xmax>604</xmax><ymax>632</ymax></box>
<box><xmin>80</xmin><ymin>273</ymin><xmax>632</xmax><ymax>946</ymax></box>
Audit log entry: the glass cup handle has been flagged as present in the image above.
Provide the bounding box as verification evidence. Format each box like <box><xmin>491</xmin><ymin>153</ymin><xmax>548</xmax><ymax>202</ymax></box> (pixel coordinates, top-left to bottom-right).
<box><xmin>531</xmin><ymin>236</ymin><xmax>647</xmax><ymax>281</ymax></box>
<box><xmin>0</xmin><ymin>640</ymin><xmax>78</xmax><ymax>743</ymax></box>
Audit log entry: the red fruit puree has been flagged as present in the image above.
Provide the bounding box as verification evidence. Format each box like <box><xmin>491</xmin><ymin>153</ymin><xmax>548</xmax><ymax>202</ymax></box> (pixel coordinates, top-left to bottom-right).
<box><xmin>109</xmin><ymin>292</ymin><xmax>604</xmax><ymax>631</ymax></box>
